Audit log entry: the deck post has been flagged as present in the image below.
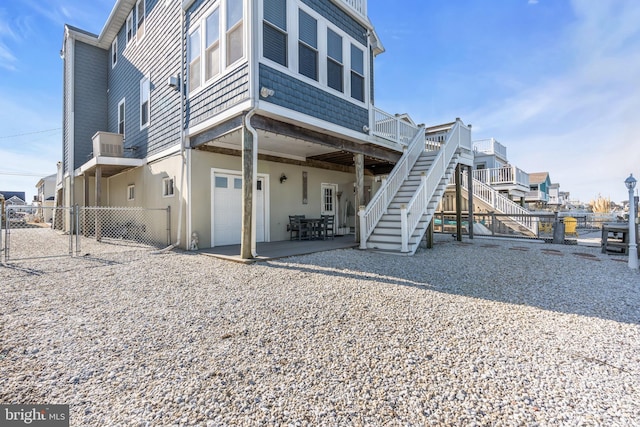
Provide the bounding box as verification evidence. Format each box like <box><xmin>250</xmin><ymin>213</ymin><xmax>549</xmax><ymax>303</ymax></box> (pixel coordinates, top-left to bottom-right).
<box><xmin>455</xmin><ymin>164</ymin><xmax>462</xmax><ymax>241</ymax></box>
<box><xmin>95</xmin><ymin>165</ymin><xmax>102</xmax><ymax>242</ymax></box>
<box><xmin>354</xmin><ymin>153</ymin><xmax>364</xmax><ymax>242</ymax></box>
<box><xmin>467</xmin><ymin>165</ymin><xmax>474</xmax><ymax>239</ymax></box>
<box><xmin>426</xmin><ymin>219</ymin><xmax>433</xmax><ymax>249</ymax></box>
<box><xmin>241</xmin><ymin>118</ymin><xmax>254</xmax><ymax>260</ymax></box>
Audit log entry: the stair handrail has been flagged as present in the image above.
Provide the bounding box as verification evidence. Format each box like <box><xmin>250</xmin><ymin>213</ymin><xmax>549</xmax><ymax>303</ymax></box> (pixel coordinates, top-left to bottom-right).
<box><xmin>359</xmin><ymin>124</ymin><xmax>425</xmax><ymax>249</ymax></box>
<box><xmin>462</xmin><ymin>172</ymin><xmax>538</xmax><ymax>235</ymax></box>
<box><xmin>401</xmin><ymin>120</ymin><xmax>467</xmax><ymax>251</ymax></box>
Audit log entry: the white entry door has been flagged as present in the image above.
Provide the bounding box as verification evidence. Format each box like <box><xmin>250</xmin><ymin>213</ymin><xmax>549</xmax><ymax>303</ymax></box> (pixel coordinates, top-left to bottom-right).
<box><xmin>212</xmin><ymin>170</ymin><xmax>266</xmax><ymax>246</ymax></box>
<box><xmin>320</xmin><ymin>183</ymin><xmax>338</xmax><ymax>216</ymax></box>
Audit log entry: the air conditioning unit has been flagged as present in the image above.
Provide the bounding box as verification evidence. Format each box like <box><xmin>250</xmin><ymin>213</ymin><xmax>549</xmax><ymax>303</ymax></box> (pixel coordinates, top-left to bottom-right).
<box><xmin>92</xmin><ymin>132</ymin><xmax>124</xmax><ymax>157</ymax></box>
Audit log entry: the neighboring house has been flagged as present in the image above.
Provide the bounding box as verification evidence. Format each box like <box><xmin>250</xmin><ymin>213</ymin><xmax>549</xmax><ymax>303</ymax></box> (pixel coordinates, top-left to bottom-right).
<box><xmin>60</xmin><ymin>0</ymin><xmax>473</xmax><ymax>257</ymax></box>
<box><xmin>526</xmin><ymin>172</ymin><xmax>552</xmax><ymax>208</ymax></box>
<box><xmin>35</xmin><ymin>174</ymin><xmax>57</xmax><ymax>223</ymax></box>
<box><xmin>471</xmin><ymin>138</ymin><xmax>529</xmax><ymax>204</ymax></box>
<box><xmin>548</xmin><ymin>183</ymin><xmax>563</xmax><ymax>207</ymax></box>
<box><xmin>0</xmin><ymin>192</ymin><xmax>26</xmax><ymax>206</ymax></box>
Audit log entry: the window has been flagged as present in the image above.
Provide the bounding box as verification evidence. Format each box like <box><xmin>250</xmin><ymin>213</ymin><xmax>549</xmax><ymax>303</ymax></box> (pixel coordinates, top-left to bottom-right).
<box><xmin>226</xmin><ymin>0</ymin><xmax>243</xmax><ymax>65</ymax></box>
<box><xmin>263</xmin><ymin>0</ymin><xmax>287</xmax><ymax>66</ymax></box>
<box><xmin>140</xmin><ymin>76</ymin><xmax>150</xmax><ymax>129</ymax></box>
<box><xmin>118</xmin><ymin>99</ymin><xmax>126</xmax><ymax>137</ymax></box>
<box><xmin>350</xmin><ymin>44</ymin><xmax>364</xmax><ymax>102</ymax></box>
<box><xmin>188</xmin><ymin>28</ymin><xmax>201</xmax><ymax>93</ymax></box>
<box><xmin>127</xmin><ymin>185</ymin><xmax>135</xmax><ymax>201</ymax></box>
<box><xmin>205</xmin><ymin>9</ymin><xmax>220</xmax><ymax>81</ymax></box>
<box><xmin>111</xmin><ymin>38</ymin><xmax>118</xmax><ymax>68</ymax></box>
<box><xmin>136</xmin><ymin>0</ymin><xmax>145</xmax><ymax>42</ymax></box>
<box><xmin>298</xmin><ymin>9</ymin><xmax>317</xmax><ymax>81</ymax></box>
<box><xmin>327</xmin><ymin>29</ymin><xmax>343</xmax><ymax>92</ymax></box>
<box><xmin>126</xmin><ymin>11</ymin><xmax>134</xmax><ymax>44</ymax></box>
<box><xmin>163</xmin><ymin>177</ymin><xmax>175</xmax><ymax>197</ymax></box>
<box><xmin>215</xmin><ymin>176</ymin><xmax>227</xmax><ymax>188</ymax></box>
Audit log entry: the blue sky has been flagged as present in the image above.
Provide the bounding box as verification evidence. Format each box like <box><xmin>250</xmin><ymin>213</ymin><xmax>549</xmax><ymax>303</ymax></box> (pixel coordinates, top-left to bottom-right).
<box><xmin>1</xmin><ymin>0</ymin><xmax>639</xmax><ymax>204</ymax></box>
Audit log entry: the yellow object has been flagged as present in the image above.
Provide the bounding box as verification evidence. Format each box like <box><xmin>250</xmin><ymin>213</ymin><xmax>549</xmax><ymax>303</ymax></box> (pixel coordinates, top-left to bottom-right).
<box><xmin>539</xmin><ymin>222</ymin><xmax>552</xmax><ymax>234</ymax></box>
<box><xmin>564</xmin><ymin>216</ymin><xmax>578</xmax><ymax>237</ymax></box>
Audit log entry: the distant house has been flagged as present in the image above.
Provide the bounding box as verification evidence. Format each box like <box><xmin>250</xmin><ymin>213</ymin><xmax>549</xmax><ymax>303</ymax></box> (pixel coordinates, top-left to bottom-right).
<box><xmin>35</xmin><ymin>174</ymin><xmax>57</xmax><ymax>223</ymax></box>
<box><xmin>526</xmin><ymin>172</ymin><xmax>552</xmax><ymax>208</ymax></box>
<box><xmin>59</xmin><ymin>0</ymin><xmax>473</xmax><ymax>257</ymax></box>
<box><xmin>0</xmin><ymin>192</ymin><xmax>26</xmax><ymax>206</ymax></box>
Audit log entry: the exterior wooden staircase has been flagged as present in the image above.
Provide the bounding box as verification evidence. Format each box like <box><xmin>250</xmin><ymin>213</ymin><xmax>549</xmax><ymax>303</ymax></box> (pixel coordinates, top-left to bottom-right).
<box><xmin>360</xmin><ymin>119</ymin><xmax>473</xmax><ymax>255</ymax></box>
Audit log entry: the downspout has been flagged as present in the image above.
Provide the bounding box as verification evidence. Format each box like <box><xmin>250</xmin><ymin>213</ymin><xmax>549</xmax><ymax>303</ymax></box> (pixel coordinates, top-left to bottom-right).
<box><xmin>157</xmin><ymin>4</ymin><xmax>186</xmax><ymax>252</ymax></box>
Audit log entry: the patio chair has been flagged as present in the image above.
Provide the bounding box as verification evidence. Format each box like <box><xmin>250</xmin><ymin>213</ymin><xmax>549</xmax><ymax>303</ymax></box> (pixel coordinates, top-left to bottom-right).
<box><xmin>289</xmin><ymin>215</ymin><xmax>309</xmax><ymax>240</ymax></box>
<box><xmin>321</xmin><ymin>215</ymin><xmax>335</xmax><ymax>240</ymax></box>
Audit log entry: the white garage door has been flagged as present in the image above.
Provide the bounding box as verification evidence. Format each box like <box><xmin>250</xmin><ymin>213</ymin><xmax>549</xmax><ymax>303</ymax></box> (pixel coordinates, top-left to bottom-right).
<box><xmin>212</xmin><ymin>171</ymin><xmax>266</xmax><ymax>246</ymax></box>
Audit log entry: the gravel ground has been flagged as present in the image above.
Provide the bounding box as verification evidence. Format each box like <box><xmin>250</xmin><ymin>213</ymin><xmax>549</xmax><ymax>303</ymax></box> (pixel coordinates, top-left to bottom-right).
<box><xmin>1</xmin><ymin>230</ymin><xmax>639</xmax><ymax>426</ymax></box>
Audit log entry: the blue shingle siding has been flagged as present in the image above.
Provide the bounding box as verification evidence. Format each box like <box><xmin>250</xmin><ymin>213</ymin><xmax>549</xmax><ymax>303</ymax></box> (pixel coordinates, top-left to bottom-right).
<box><xmin>74</xmin><ymin>41</ymin><xmax>108</xmax><ymax>170</ymax></box>
<box><xmin>107</xmin><ymin>0</ymin><xmax>182</xmax><ymax>159</ymax></box>
<box><xmin>186</xmin><ymin>64</ymin><xmax>250</xmax><ymax>127</ymax></box>
<box><xmin>260</xmin><ymin>63</ymin><xmax>368</xmax><ymax>133</ymax></box>
<box><xmin>300</xmin><ymin>0</ymin><xmax>367</xmax><ymax>47</ymax></box>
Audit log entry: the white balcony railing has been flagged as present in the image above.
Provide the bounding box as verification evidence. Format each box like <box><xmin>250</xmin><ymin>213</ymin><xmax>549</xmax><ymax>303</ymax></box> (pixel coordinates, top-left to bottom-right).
<box><xmin>372</xmin><ymin>107</ymin><xmax>422</xmax><ymax>146</ymax></box>
<box><xmin>338</xmin><ymin>0</ymin><xmax>366</xmax><ymax>18</ymax></box>
<box><xmin>525</xmin><ymin>190</ymin><xmax>549</xmax><ymax>203</ymax></box>
<box><xmin>473</xmin><ymin>138</ymin><xmax>507</xmax><ymax>160</ymax></box>
<box><xmin>473</xmin><ymin>166</ymin><xmax>529</xmax><ymax>188</ymax></box>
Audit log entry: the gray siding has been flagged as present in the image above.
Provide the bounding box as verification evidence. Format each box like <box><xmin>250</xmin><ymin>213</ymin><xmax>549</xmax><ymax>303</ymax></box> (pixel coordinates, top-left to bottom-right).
<box><xmin>300</xmin><ymin>0</ymin><xmax>367</xmax><ymax>46</ymax></box>
<box><xmin>186</xmin><ymin>65</ymin><xmax>250</xmax><ymax>127</ymax></box>
<box><xmin>73</xmin><ymin>41</ymin><xmax>108</xmax><ymax>170</ymax></box>
<box><xmin>107</xmin><ymin>0</ymin><xmax>182</xmax><ymax>158</ymax></box>
<box><xmin>260</xmin><ymin>63</ymin><xmax>368</xmax><ymax>133</ymax></box>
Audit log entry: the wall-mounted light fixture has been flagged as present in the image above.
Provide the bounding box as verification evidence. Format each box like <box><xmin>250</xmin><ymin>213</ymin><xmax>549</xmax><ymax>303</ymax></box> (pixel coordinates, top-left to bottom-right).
<box><xmin>260</xmin><ymin>87</ymin><xmax>275</xmax><ymax>98</ymax></box>
<box><xmin>168</xmin><ymin>75</ymin><xmax>180</xmax><ymax>91</ymax></box>
<box><xmin>279</xmin><ymin>173</ymin><xmax>287</xmax><ymax>184</ymax></box>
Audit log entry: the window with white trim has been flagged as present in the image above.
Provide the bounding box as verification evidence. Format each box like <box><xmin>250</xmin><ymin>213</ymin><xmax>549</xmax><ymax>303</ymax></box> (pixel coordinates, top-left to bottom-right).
<box><xmin>226</xmin><ymin>0</ymin><xmax>243</xmax><ymax>65</ymax></box>
<box><xmin>111</xmin><ymin>38</ymin><xmax>118</xmax><ymax>68</ymax></box>
<box><xmin>188</xmin><ymin>28</ymin><xmax>201</xmax><ymax>93</ymax></box>
<box><xmin>298</xmin><ymin>9</ymin><xmax>317</xmax><ymax>81</ymax></box>
<box><xmin>127</xmin><ymin>185</ymin><xmax>135</xmax><ymax>201</ymax></box>
<box><xmin>126</xmin><ymin>11</ymin><xmax>134</xmax><ymax>44</ymax></box>
<box><xmin>163</xmin><ymin>177</ymin><xmax>175</xmax><ymax>197</ymax></box>
<box><xmin>263</xmin><ymin>0</ymin><xmax>287</xmax><ymax>66</ymax></box>
<box><xmin>260</xmin><ymin>1</ymin><xmax>368</xmax><ymax>105</ymax></box>
<box><xmin>136</xmin><ymin>0</ymin><xmax>145</xmax><ymax>42</ymax></box>
<box><xmin>188</xmin><ymin>0</ymin><xmax>245</xmax><ymax>94</ymax></box>
<box><xmin>350</xmin><ymin>44</ymin><xmax>364</xmax><ymax>102</ymax></box>
<box><xmin>205</xmin><ymin>9</ymin><xmax>220</xmax><ymax>81</ymax></box>
<box><xmin>327</xmin><ymin>29</ymin><xmax>343</xmax><ymax>92</ymax></box>
<box><xmin>118</xmin><ymin>98</ymin><xmax>126</xmax><ymax>137</ymax></box>
<box><xmin>140</xmin><ymin>76</ymin><xmax>150</xmax><ymax>129</ymax></box>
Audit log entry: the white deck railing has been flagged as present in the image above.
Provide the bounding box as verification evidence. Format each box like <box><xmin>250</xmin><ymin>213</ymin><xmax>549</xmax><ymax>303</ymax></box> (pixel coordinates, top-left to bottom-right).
<box><xmin>338</xmin><ymin>0</ymin><xmax>366</xmax><ymax>18</ymax></box>
<box><xmin>473</xmin><ymin>166</ymin><xmax>529</xmax><ymax>188</ymax></box>
<box><xmin>372</xmin><ymin>107</ymin><xmax>420</xmax><ymax>146</ymax></box>
<box><xmin>462</xmin><ymin>171</ymin><xmax>538</xmax><ymax>235</ymax></box>
<box><xmin>473</xmin><ymin>138</ymin><xmax>507</xmax><ymax>159</ymax></box>
<box><xmin>359</xmin><ymin>124</ymin><xmax>426</xmax><ymax>248</ymax></box>
<box><xmin>400</xmin><ymin>120</ymin><xmax>470</xmax><ymax>252</ymax></box>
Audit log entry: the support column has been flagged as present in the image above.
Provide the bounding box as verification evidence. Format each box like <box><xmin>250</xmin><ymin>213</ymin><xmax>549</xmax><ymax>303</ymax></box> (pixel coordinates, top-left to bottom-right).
<box><xmin>83</xmin><ymin>174</ymin><xmax>89</xmax><ymax>237</ymax></box>
<box><xmin>354</xmin><ymin>153</ymin><xmax>364</xmax><ymax>242</ymax></box>
<box><xmin>455</xmin><ymin>164</ymin><xmax>462</xmax><ymax>241</ymax></box>
<box><xmin>95</xmin><ymin>165</ymin><xmax>102</xmax><ymax>242</ymax></box>
<box><xmin>467</xmin><ymin>165</ymin><xmax>474</xmax><ymax>239</ymax></box>
<box><xmin>241</xmin><ymin>121</ymin><xmax>254</xmax><ymax>260</ymax></box>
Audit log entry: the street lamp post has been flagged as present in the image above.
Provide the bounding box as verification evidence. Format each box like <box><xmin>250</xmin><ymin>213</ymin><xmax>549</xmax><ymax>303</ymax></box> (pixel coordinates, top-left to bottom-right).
<box><xmin>625</xmin><ymin>174</ymin><xmax>638</xmax><ymax>270</ymax></box>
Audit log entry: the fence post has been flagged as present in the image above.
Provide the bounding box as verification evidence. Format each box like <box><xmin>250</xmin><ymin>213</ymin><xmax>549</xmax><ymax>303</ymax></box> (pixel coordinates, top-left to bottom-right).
<box><xmin>166</xmin><ymin>205</ymin><xmax>171</xmax><ymax>246</ymax></box>
<box><xmin>491</xmin><ymin>211</ymin><xmax>496</xmax><ymax>236</ymax></box>
<box><xmin>75</xmin><ymin>205</ymin><xmax>81</xmax><ymax>255</ymax></box>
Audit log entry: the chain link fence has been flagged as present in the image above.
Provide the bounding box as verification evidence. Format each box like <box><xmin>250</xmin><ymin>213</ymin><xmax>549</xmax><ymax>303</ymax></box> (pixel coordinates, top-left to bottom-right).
<box><xmin>432</xmin><ymin>210</ymin><xmax>623</xmax><ymax>243</ymax></box>
<box><xmin>2</xmin><ymin>205</ymin><xmax>171</xmax><ymax>262</ymax></box>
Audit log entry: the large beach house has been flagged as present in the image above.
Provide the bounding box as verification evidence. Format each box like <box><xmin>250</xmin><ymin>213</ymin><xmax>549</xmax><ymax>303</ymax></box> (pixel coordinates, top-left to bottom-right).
<box><xmin>60</xmin><ymin>0</ymin><xmax>473</xmax><ymax>258</ymax></box>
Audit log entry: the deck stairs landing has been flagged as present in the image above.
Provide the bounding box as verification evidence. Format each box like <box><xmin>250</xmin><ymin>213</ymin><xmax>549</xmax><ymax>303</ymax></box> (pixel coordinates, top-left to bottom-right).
<box><xmin>360</xmin><ymin>119</ymin><xmax>473</xmax><ymax>255</ymax></box>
